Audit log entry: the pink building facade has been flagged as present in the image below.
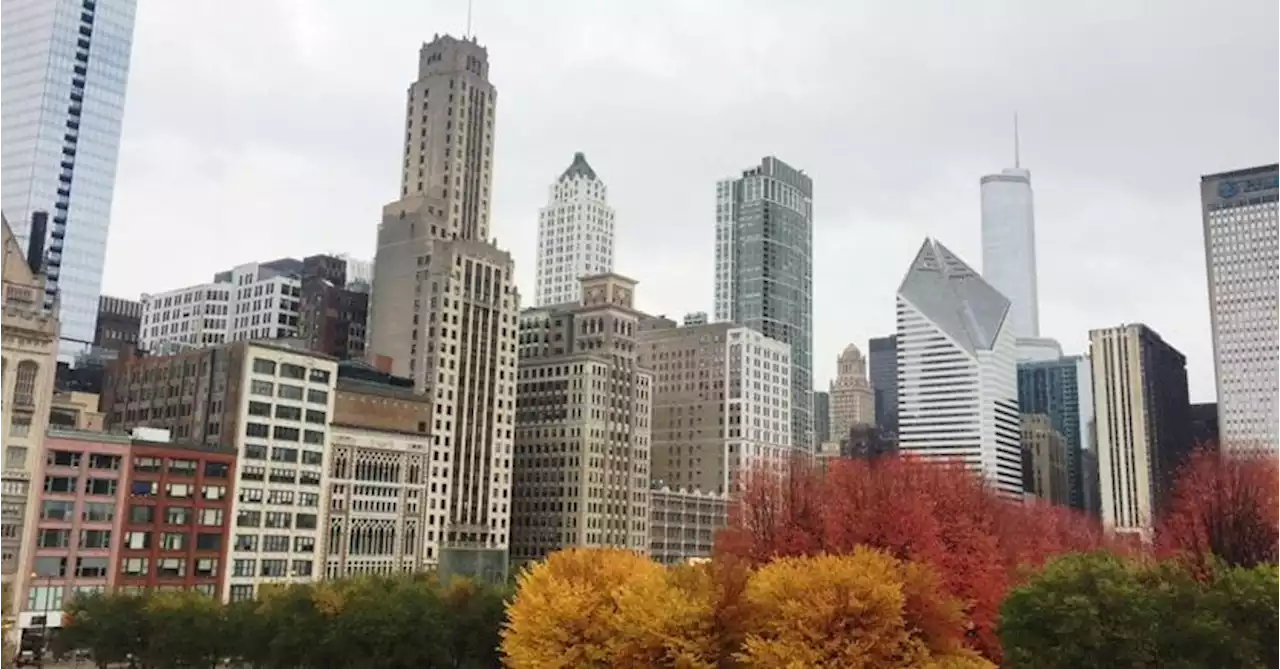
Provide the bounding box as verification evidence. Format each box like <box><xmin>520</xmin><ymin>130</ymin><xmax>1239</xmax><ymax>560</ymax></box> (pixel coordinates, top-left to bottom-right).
<box><xmin>19</xmin><ymin>430</ymin><xmax>131</xmax><ymax>631</ymax></box>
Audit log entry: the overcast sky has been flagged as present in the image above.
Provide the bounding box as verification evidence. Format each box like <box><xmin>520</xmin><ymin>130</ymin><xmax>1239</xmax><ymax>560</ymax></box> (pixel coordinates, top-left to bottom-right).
<box><xmin>102</xmin><ymin>0</ymin><xmax>1278</xmax><ymax>401</ymax></box>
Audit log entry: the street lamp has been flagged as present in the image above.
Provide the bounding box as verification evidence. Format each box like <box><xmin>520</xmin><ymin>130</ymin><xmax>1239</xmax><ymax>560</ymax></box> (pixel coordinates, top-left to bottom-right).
<box><xmin>29</xmin><ymin>571</ymin><xmax>54</xmax><ymax>669</ymax></box>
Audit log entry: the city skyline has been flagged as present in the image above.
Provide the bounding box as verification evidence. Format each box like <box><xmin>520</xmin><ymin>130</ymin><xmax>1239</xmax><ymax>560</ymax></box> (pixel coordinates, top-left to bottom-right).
<box><xmin>90</xmin><ymin>0</ymin><xmax>1277</xmax><ymax>401</ymax></box>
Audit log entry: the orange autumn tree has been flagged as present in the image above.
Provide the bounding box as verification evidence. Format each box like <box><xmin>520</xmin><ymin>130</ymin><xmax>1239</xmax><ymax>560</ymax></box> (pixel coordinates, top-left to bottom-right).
<box><xmin>1157</xmin><ymin>445</ymin><xmax>1279</xmax><ymax>573</ymax></box>
<box><xmin>715</xmin><ymin>455</ymin><xmax>1110</xmax><ymax>662</ymax></box>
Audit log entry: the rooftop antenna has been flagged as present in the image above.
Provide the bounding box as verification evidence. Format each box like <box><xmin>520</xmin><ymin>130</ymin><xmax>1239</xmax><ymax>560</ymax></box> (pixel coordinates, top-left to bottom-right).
<box><xmin>465</xmin><ymin>0</ymin><xmax>473</xmax><ymax>38</ymax></box>
<box><xmin>1013</xmin><ymin>112</ymin><xmax>1021</xmax><ymax>168</ymax></box>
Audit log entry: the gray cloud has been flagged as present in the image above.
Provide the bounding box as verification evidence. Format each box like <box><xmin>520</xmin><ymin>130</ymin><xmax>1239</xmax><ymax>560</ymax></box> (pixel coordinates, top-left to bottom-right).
<box><xmin>105</xmin><ymin>0</ymin><xmax>1279</xmax><ymax>401</ymax></box>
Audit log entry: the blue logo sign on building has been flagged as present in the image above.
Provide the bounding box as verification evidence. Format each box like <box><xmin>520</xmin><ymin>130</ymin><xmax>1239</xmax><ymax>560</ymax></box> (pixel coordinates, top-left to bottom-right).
<box><xmin>1217</xmin><ymin>174</ymin><xmax>1278</xmax><ymax>200</ymax></box>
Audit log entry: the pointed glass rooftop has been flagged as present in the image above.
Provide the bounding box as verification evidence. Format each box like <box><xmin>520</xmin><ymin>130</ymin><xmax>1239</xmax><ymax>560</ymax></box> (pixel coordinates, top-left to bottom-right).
<box><xmin>897</xmin><ymin>238</ymin><xmax>1011</xmax><ymax>355</ymax></box>
<box><xmin>558</xmin><ymin>152</ymin><xmax>598</xmax><ymax>181</ymax></box>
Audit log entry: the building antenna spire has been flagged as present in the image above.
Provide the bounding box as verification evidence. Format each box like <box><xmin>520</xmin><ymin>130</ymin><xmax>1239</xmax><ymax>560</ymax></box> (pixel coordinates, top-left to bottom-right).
<box><xmin>465</xmin><ymin>0</ymin><xmax>473</xmax><ymax>37</ymax></box>
<box><xmin>1013</xmin><ymin>112</ymin><xmax>1021</xmax><ymax>169</ymax></box>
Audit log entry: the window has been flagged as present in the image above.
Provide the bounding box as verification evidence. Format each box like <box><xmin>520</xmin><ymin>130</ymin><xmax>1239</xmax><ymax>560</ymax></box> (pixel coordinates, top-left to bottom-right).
<box><xmin>250</xmin><ymin>380</ymin><xmax>274</xmax><ymax>396</ymax></box>
<box><xmin>295</xmin><ymin>513</ymin><xmax>318</xmax><ymax>530</ymax></box>
<box><xmin>278</xmin><ymin>384</ymin><xmax>304</xmax><ymax>400</ymax></box>
<box><xmin>274</xmin><ymin>405</ymin><xmax>301</xmax><ymax>421</ymax></box>
<box><xmin>165</xmin><ymin>506</ymin><xmax>192</xmax><ymax>525</ymax></box>
<box><xmin>160</xmin><ymin>532</ymin><xmax>186</xmax><ymax>550</ymax></box>
<box><xmin>234</xmin><ymin>534</ymin><xmax>259</xmax><ymax>551</ymax></box>
<box><xmin>262</xmin><ymin>535</ymin><xmax>290</xmax><ymax>552</ymax></box>
<box><xmin>196</xmin><ymin>533</ymin><xmax>221</xmax><ymax>551</ymax></box>
<box><xmin>40</xmin><ymin>500</ymin><xmax>75</xmax><ymax>521</ymax></box>
<box><xmin>304</xmin><ymin>409</ymin><xmax>326</xmax><ymax>424</ymax></box>
<box><xmin>132</xmin><ymin>456</ymin><xmax>162</xmax><ymax>473</ymax></box>
<box><xmin>279</xmin><ymin>363</ymin><xmax>305</xmax><ymax>379</ymax></box>
<box><xmin>27</xmin><ymin>586</ymin><xmax>64</xmax><ymax>612</ymax></box>
<box><xmin>38</xmin><ymin>529</ymin><xmax>71</xmax><ymax>548</ymax></box>
<box><xmin>266</xmin><ymin>490</ymin><xmax>294</xmax><ymax>505</ymax></box>
<box><xmin>269</xmin><ymin>469</ymin><xmax>296</xmax><ymax>484</ymax></box>
<box><xmin>299</xmin><ymin>470</ymin><xmax>321</xmax><ymax>486</ymax></box>
<box><xmin>270</xmin><ymin>447</ymin><xmax>298</xmax><ymax>463</ymax></box>
<box><xmin>75</xmin><ymin>557</ymin><xmax>109</xmax><ymax>578</ymax></box>
<box><xmin>307</xmin><ymin>389</ymin><xmax>328</xmax><ymax>405</ymax></box>
<box><xmin>156</xmin><ymin>558</ymin><xmax>186</xmax><ymax>578</ymax></box>
<box><xmin>244</xmin><ymin>444</ymin><xmax>267</xmax><ymax>460</ymax></box>
<box><xmin>238</xmin><ymin>487</ymin><xmax>263</xmax><ymax>503</ymax></box>
<box><xmin>84</xmin><ymin>478</ymin><xmax>117</xmax><ymax>496</ymax></box>
<box><xmin>87</xmin><ymin>454</ymin><xmax>121</xmax><ymax>470</ymax></box>
<box><xmin>199</xmin><ymin>508</ymin><xmax>224</xmax><ymax>526</ymax></box>
<box><xmin>195</xmin><ymin>558</ymin><xmax>218</xmax><ymax>578</ymax></box>
<box><xmin>43</xmin><ymin>476</ymin><xmax>77</xmax><ymax>493</ymax></box>
<box><xmin>79</xmin><ymin>529</ymin><xmax>111</xmax><ymax>549</ymax></box>
<box><xmin>303</xmin><ymin>430</ymin><xmax>324</xmax><ymax>445</ymax></box>
<box><xmin>128</xmin><ymin>505</ymin><xmax>155</xmax><ymax>524</ymax></box>
<box><xmin>204</xmin><ymin>461</ymin><xmax>230</xmax><ymax>478</ymax></box>
<box><xmin>9</xmin><ymin>414</ymin><xmax>31</xmax><ymax>437</ymax></box>
<box><xmin>264</xmin><ymin>512</ymin><xmax>291</xmax><ymax>529</ymax></box>
<box><xmin>252</xmin><ymin>358</ymin><xmax>277</xmax><ymax>375</ymax></box>
<box><xmin>293</xmin><ymin>536</ymin><xmax>315</xmax><ymax>553</ymax></box>
<box><xmin>168</xmin><ymin>459</ymin><xmax>198</xmax><ymax>476</ymax></box>
<box><xmin>248</xmin><ymin>401</ymin><xmax>272</xmax><ymax>417</ymax></box>
<box><xmin>233</xmin><ymin>559</ymin><xmax>257</xmax><ymax>577</ymax></box>
<box><xmin>202</xmin><ymin>485</ymin><xmax>227</xmax><ymax>501</ymax></box>
<box><xmin>13</xmin><ymin>361</ymin><xmax>38</xmax><ymax>405</ymax></box>
<box><xmin>166</xmin><ymin>483</ymin><xmax>194</xmax><ymax>499</ymax></box>
<box><xmin>260</xmin><ymin>558</ymin><xmax>288</xmax><ymax>576</ymax></box>
<box><xmin>299</xmin><ymin>492</ymin><xmax>320</xmax><ymax>507</ymax></box>
<box><xmin>241</xmin><ymin>466</ymin><xmax>266</xmax><ymax>481</ymax></box>
<box><xmin>82</xmin><ymin>501</ymin><xmax>114</xmax><ymax>523</ymax></box>
<box><xmin>123</xmin><ymin>532</ymin><xmax>150</xmax><ymax>549</ymax></box>
<box><xmin>237</xmin><ymin>510</ymin><xmax>262</xmax><ymax>527</ymax></box>
<box><xmin>32</xmin><ymin>556</ymin><xmax>66</xmax><ymax>577</ymax></box>
<box><xmin>292</xmin><ymin>560</ymin><xmax>313</xmax><ymax>577</ymax></box>
<box><xmin>47</xmin><ymin>450</ymin><xmax>81</xmax><ymax>467</ymax></box>
<box><xmin>130</xmin><ymin>481</ymin><xmax>158</xmax><ymax>497</ymax></box>
<box><xmin>246</xmin><ymin>423</ymin><xmax>269</xmax><ymax>438</ymax></box>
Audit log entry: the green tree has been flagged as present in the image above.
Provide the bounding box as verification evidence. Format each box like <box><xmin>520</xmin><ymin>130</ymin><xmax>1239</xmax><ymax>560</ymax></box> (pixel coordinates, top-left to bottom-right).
<box><xmin>57</xmin><ymin>590</ymin><xmax>149</xmax><ymax>668</ymax></box>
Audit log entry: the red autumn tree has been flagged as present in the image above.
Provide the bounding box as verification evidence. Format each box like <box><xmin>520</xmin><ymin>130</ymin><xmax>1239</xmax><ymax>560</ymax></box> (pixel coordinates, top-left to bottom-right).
<box><xmin>715</xmin><ymin>454</ymin><xmax>1111</xmax><ymax>662</ymax></box>
<box><xmin>1157</xmin><ymin>445</ymin><xmax>1279</xmax><ymax>573</ymax></box>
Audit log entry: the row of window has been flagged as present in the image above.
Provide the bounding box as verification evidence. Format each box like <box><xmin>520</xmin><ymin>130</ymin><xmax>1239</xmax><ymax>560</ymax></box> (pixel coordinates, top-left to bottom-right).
<box><xmin>251</xmin><ymin>358</ymin><xmax>331</xmax><ymax>385</ymax></box>
<box><xmin>121</xmin><ymin>531</ymin><xmax>222</xmax><ymax>551</ymax></box>
<box><xmin>120</xmin><ymin>556</ymin><xmax>218</xmax><ymax>578</ymax></box>
<box><xmin>232</xmin><ymin>534</ymin><xmax>316</xmax><ymax>553</ymax></box>
<box><xmin>47</xmin><ymin>451</ymin><xmax>229</xmax><ymax>479</ymax></box>
<box><xmin>126</xmin><ymin>505</ymin><xmax>224</xmax><ymax>527</ymax></box>
<box><xmin>240</xmin><ymin>466</ymin><xmax>321</xmax><ymax>486</ymax></box>
<box><xmin>235</xmin><ymin>510</ymin><xmax>318</xmax><ymax>530</ymax></box>
<box><xmin>238</xmin><ymin>488</ymin><xmax>320</xmax><ymax>506</ymax></box>
<box><xmin>249</xmin><ymin>380</ymin><xmax>329</xmax><ymax>404</ymax></box>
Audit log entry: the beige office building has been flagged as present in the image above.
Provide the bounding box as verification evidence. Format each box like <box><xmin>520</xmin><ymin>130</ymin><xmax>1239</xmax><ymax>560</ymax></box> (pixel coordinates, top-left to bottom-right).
<box><xmin>1</xmin><ymin>217</ymin><xmax>59</xmax><ymax>609</ymax></box>
<box><xmin>368</xmin><ymin>34</ymin><xmax>517</xmax><ymax>556</ymax></box>
<box><xmin>649</xmin><ymin>485</ymin><xmax>728</xmax><ymax>566</ymax></box>
<box><xmin>1089</xmin><ymin>324</ymin><xmax>1191</xmax><ymax>537</ymax></box>
<box><xmin>828</xmin><ymin>343</ymin><xmax>874</xmax><ymax>441</ymax></box>
<box><xmin>1020</xmin><ymin>414</ymin><xmax>1069</xmax><ymax>506</ymax></box>
<box><xmin>511</xmin><ymin>274</ymin><xmax>653</xmax><ymax>564</ymax></box>
<box><xmin>638</xmin><ymin>317</ymin><xmax>792</xmax><ymax>495</ymax></box>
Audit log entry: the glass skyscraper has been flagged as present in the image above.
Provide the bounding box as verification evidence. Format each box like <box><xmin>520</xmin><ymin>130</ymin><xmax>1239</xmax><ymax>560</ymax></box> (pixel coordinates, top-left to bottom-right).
<box><xmin>1017</xmin><ymin>357</ymin><xmax>1085</xmax><ymax>509</ymax></box>
<box><xmin>714</xmin><ymin>157</ymin><xmax>814</xmax><ymax>452</ymax></box>
<box><xmin>2</xmin><ymin>0</ymin><xmax>137</xmax><ymax>360</ymax></box>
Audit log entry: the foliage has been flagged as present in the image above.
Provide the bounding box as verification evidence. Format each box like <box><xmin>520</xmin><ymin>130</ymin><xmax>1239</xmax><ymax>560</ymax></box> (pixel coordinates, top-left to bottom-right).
<box><xmin>1157</xmin><ymin>446</ymin><xmax>1279</xmax><ymax>573</ymax></box>
<box><xmin>999</xmin><ymin>551</ymin><xmax>1279</xmax><ymax>669</ymax></box>
<box><xmin>56</xmin><ymin>574</ymin><xmax>509</xmax><ymax>669</ymax></box>
<box><xmin>734</xmin><ymin>549</ymin><xmax>991</xmax><ymax>669</ymax></box>
<box><xmin>715</xmin><ymin>456</ymin><xmax>1112</xmax><ymax>661</ymax></box>
<box><xmin>501</xmin><ymin>547</ymin><xmax>716</xmax><ymax>669</ymax></box>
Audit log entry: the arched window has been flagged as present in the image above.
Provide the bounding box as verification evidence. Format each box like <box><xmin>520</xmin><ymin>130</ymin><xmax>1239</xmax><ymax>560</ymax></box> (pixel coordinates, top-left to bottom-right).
<box><xmin>13</xmin><ymin>361</ymin><xmax>39</xmax><ymax>406</ymax></box>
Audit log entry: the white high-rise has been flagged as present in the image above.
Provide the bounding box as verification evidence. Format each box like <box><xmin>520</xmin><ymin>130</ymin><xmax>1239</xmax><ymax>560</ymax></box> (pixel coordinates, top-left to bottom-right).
<box><xmin>534</xmin><ymin>152</ymin><xmax>615</xmax><ymax>306</ymax></box>
<box><xmin>980</xmin><ymin>140</ymin><xmax>1039</xmax><ymax>341</ymax></box>
<box><xmin>896</xmin><ymin>238</ymin><xmax>1022</xmax><ymax>497</ymax></box>
<box><xmin>1200</xmin><ymin>165</ymin><xmax>1279</xmax><ymax>458</ymax></box>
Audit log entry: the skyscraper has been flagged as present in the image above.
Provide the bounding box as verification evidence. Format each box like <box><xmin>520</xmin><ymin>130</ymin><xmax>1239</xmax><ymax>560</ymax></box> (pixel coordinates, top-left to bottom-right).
<box><xmin>1200</xmin><ymin>164</ymin><xmax>1279</xmax><ymax>458</ymax></box>
<box><xmin>534</xmin><ymin>152</ymin><xmax>615</xmax><ymax>306</ymax></box>
<box><xmin>2</xmin><ymin>0</ymin><xmax>138</xmax><ymax>360</ymax></box>
<box><xmin>896</xmin><ymin>238</ymin><xmax>1022</xmax><ymax>497</ymax></box>
<box><xmin>868</xmin><ymin>335</ymin><xmax>898</xmax><ymax>440</ymax></box>
<box><xmin>828</xmin><ymin>344</ymin><xmax>874</xmax><ymax>440</ymax></box>
<box><xmin>368</xmin><ymin>35</ymin><xmax>517</xmax><ymax>565</ymax></box>
<box><xmin>1089</xmin><ymin>324</ymin><xmax>1191</xmax><ymax>536</ymax></box>
<box><xmin>980</xmin><ymin>130</ymin><xmax>1039</xmax><ymax>341</ymax></box>
<box><xmin>714</xmin><ymin>157</ymin><xmax>813</xmax><ymax>451</ymax></box>
<box><xmin>812</xmin><ymin>391</ymin><xmax>830</xmax><ymax>444</ymax></box>
<box><xmin>1017</xmin><ymin>357</ymin><xmax>1085</xmax><ymax>509</ymax></box>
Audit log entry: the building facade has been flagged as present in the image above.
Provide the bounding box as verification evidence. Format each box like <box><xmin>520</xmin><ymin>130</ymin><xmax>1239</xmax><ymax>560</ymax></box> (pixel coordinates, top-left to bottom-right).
<box><xmin>896</xmin><ymin>238</ymin><xmax>1022</xmax><ymax>497</ymax></box>
<box><xmin>138</xmin><ymin>283</ymin><xmax>232</xmax><ymax>355</ymax></box>
<box><xmin>511</xmin><ymin>275</ymin><xmax>653</xmax><ymax>564</ymax></box>
<box><xmin>297</xmin><ymin>255</ymin><xmax>369</xmax><ymax>361</ymax></box>
<box><xmin>638</xmin><ymin>317</ymin><xmax>792</xmax><ymax>495</ymax></box>
<box><xmin>1</xmin><ymin>0</ymin><xmax>137</xmax><ymax>359</ymax></box>
<box><xmin>1200</xmin><ymin>164</ymin><xmax>1278</xmax><ymax>458</ymax></box>
<box><xmin>714</xmin><ymin>157</ymin><xmax>814</xmax><ymax>451</ymax></box>
<box><xmin>812</xmin><ymin>391</ymin><xmax>830</xmax><ymax>444</ymax></box>
<box><xmin>1020</xmin><ymin>414</ymin><xmax>1069</xmax><ymax>506</ymax></box>
<box><xmin>1</xmin><ymin>217</ymin><xmax>59</xmax><ymax>604</ymax></box>
<box><xmin>1089</xmin><ymin>324</ymin><xmax>1192</xmax><ymax>536</ymax></box>
<box><xmin>868</xmin><ymin>335</ymin><xmax>898</xmax><ymax>441</ymax></box>
<box><xmin>534</xmin><ymin>152</ymin><xmax>616</xmax><ymax>307</ymax></box>
<box><xmin>323</xmin><ymin>362</ymin><xmax>443</xmax><ymax>578</ymax></box>
<box><xmin>1190</xmin><ymin>402</ymin><xmax>1220</xmax><ymax>448</ymax></box>
<box><xmin>980</xmin><ymin>166</ymin><xmax>1039</xmax><ymax>340</ymax></box>
<box><xmin>828</xmin><ymin>343</ymin><xmax>874</xmax><ymax>440</ymax></box>
<box><xmin>93</xmin><ymin>296</ymin><xmax>141</xmax><ymax>357</ymax></box>
<box><xmin>648</xmin><ymin>486</ymin><xmax>728</xmax><ymax>566</ymax></box>
<box><xmin>1017</xmin><ymin>356</ymin><xmax>1085</xmax><ymax>510</ymax></box>
<box><xmin>368</xmin><ymin>35</ymin><xmax>517</xmax><ymax>561</ymax></box>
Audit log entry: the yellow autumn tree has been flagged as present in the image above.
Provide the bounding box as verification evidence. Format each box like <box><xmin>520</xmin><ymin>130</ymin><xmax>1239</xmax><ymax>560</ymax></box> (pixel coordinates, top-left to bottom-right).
<box><xmin>502</xmin><ymin>548</ymin><xmax>716</xmax><ymax>669</ymax></box>
<box><xmin>735</xmin><ymin>548</ymin><xmax>994</xmax><ymax>669</ymax></box>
